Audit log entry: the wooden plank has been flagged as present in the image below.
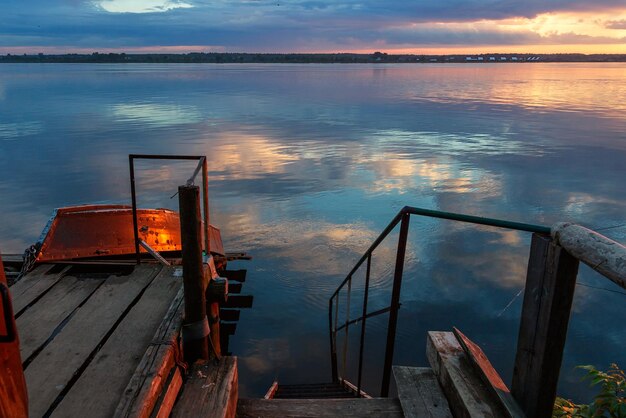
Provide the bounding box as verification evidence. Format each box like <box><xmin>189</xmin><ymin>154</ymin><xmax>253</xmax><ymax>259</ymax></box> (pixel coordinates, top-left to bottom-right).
<box><xmin>452</xmin><ymin>329</ymin><xmax>525</xmax><ymax>418</ymax></box>
<box><xmin>221</xmin><ymin>322</ymin><xmax>237</xmax><ymax>335</ymax></box>
<box><xmin>51</xmin><ymin>267</ymin><xmax>182</xmax><ymax>418</ymax></box>
<box><xmin>228</xmin><ymin>283</ymin><xmax>242</xmax><ymax>294</ymax></box>
<box><xmin>219</xmin><ymin>309</ymin><xmax>240</xmax><ymax>322</ymax></box>
<box><xmin>171</xmin><ymin>356</ymin><xmax>238</xmax><ymax>418</ymax></box>
<box><xmin>236</xmin><ymin>398</ymin><xmax>404</xmax><ymax>417</ymax></box>
<box><xmin>222</xmin><ymin>269</ymin><xmax>246</xmax><ymax>282</ymax></box>
<box><xmin>17</xmin><ymin>274</ymin><xmax>104</xmax><ymax>362</ymax></box>
<box><xmin>273</xmin><ymin>383</ymin><xmax>355</xmax><ymax>399</ymax></box>
<box><xmin>393</xmin><ymin>366</ymin><xmax>452</xmax><ymax>418</ymax></box>
<box><xmin>155</xmin><ymin>367</ymin><xmax>183</xmax><ymax>418</ymax></box>
<box><xmin>114</xmin><ymin>286</ymin><xmax>184</xmax><ymax>418</ymax></box>
<box><xmin>427</xmin><ymin>331</ymin><xmax>507</xmax><ymax>418</ymax></box>
<box><xmin>222</xmin><ymin>295</ymin><xmax>253</xmax><ymax>308</ymax></box>
<box><xmin>10</xmin><ymin>265</ymin><xmax>69</xmax><ymax>315</ymax></box>
<box><xmin>341</xmin><ymin>379</ymin><xmax>372</xmax><ymax>399</ymax></box>
<box><xmin>24</xmin><ymin>264</ymin><xmax>161</xmax><ymax>418</ymax></box>
<box><xmin>511</xmin><ymin>234</ymin><xmax>579</xmax><ymax>418</ymax></box>
<box><xmin>264</xmin><ymin>381</ymin><xmax>279</xmax><ymax>399</ymax></box>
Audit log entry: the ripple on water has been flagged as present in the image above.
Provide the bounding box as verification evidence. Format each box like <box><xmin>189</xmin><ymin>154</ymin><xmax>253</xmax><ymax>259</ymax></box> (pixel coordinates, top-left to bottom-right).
<box><xmin>0</xmin><ymin>121</ymin><xmax>43</xmax><ymax>140</ymax></box>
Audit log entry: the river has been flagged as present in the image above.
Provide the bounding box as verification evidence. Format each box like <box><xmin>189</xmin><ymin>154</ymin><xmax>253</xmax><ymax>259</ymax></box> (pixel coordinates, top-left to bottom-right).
<box><xmin>0</xmin><ymin>63</ymin><xmax>624</xmax><ymax>401</ymax></box>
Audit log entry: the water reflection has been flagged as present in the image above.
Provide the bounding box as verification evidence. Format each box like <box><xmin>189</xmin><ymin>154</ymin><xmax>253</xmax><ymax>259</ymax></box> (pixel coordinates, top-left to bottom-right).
<box><xmin>0</xmin><ymin>63</ymin><xmax>624</xmax><ymax>402</ymax></box>
<box><xmin>111</xmin><ymin>103</ymin><xmax>202</xmax><ymax>127</ymax></box>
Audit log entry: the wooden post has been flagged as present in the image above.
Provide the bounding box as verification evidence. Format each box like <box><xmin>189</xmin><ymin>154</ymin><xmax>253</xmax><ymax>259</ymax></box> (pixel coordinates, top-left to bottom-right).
<box><xmin>178</xmin><ymin>185</ymin><xmax>209</xmax><ymax>363</ymax></box>
<box><xmin>511</xmin><ymin>234</ymin><xmax>579</xmax><ymax>418</ymax></box>
<box><xmin>207</xmin><ymin>301</ymin><xmax>221</xmax><ymax>359</ymax></box>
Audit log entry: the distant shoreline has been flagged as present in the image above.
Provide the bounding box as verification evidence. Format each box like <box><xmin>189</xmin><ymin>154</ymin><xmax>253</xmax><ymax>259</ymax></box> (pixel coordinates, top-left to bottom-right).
<box><xmin>1</xmin><ymin>52</ymin><xmax>625</xmax><ymax>64</ymax></box>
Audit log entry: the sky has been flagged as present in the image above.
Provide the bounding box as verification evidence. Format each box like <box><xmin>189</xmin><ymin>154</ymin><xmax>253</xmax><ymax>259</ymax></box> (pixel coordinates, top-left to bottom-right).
<box><xmin>1</xmin><ymin>0</ymin><xmax>626</xmax><ymax>54</ymax></box>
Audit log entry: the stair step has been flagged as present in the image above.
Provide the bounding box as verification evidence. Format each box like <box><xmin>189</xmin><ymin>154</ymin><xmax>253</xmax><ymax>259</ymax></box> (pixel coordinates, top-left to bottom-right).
<box><xmin>220</xmin><ymin>309</ymin><xmax>240</xmax><ymax>322</ymax></box>
<box><xmin>276</xmin><ymin>392</ymin><xmax>355</xmax><ymax>399</ymax></box>
<box><xmin>274</xmin><ymin>382</ymin><xmax>356</xmax><ymax>399</ymax></box>
<box><xmin>223</xmin><ymin>295</ymin><xmax>253</xmax><ymax>308</ymax></box>
<box><xmin>221</xmin><ymin>321</ymin><xmax>237</xmax><ymax>335</ymax></box>
<box><xmin>236</xmin><ymin>398</ymin><xmax>403</xmax><ymax>417</ymax></box>
<box><xmin>223</xmin><ymin>269</ymin><xmax>247</xmax><ymax>282</ymax></box>
<box><xmin>228</xmin><ymin>282</ymin><xmax>242</xmax><ymax>294</ymax></box>
<box><xmin>278</xmin><ymin>387</ymin><xmax>352</xmax><ymax>394</ymax></box>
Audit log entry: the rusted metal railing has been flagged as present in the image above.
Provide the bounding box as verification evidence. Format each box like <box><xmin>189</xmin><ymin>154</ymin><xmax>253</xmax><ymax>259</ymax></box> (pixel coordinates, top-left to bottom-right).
<box><xmin>329</xmin><ymin>205</ymin><xmax>625</xmax><ymax>417</ymax></box>
<box><xmin>128</xmin><ymin>154</ymin><xmax>210</xmax><ymax>264</ymax></box>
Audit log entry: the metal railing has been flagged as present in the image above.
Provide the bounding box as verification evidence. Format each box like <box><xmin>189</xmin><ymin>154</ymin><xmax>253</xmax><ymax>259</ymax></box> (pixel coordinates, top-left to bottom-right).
<box><xmin>328</xmin><ymin>206</ymin><xmax>551</xmax><ymax>397</ymax></box>
<box><xmin>129</xmin><ymin>154</ymin><xmax>210</xmax><ymax>264</ymax></box>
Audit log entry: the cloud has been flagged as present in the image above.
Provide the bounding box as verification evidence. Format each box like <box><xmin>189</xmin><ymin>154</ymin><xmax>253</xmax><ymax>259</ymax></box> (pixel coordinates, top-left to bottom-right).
<box><xmin>0</xmin><ymin>0</ymin><xmax>625</xmax><ymax>52</ymax></box>
<box><xmin>96</xmin><ymin>0</ymin><xmax>193</xmax><ymax>13</ymax></box>
<box><xmin>605</xmin><ymin>19</ymin><xmax>626</xmax><ymax>29</ymax></box>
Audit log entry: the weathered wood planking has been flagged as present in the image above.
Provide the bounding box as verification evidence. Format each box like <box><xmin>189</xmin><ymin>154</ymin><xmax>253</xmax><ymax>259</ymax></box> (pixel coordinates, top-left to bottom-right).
<box><xmin>51</xmin><ymin>266</ymin><xmax>182</xmax><ymax>418</ymax></box>
<box><xmin>171</xmin><ymin>356</ymin><xmax>238</xmax><ymax>418</ymax></box>
<box><xmin>154</xmin><ymin>368</ymin><xmax>183</xmax><ymax>418</ymax></box>
<box><xmin>10</xmin><ymin>265</ymin><xmax>70</xmax><ymax>315</ymax></box>
<box><xmin>24</xmin><ymin>264</ymin><xmax>161</xmax><ymax>418</ymax></box>
<box><xmin>236</xmin><ymin>398</ymin><xmax>404</xmax><ymax>417</ymax></box>
<box><xmin>511</xmin><ymin>234</ymin><xmax>579</xmax><ymax>418</ymax></box>
<box><xmin>427</xmin><ymin>331</ymin><xmax>507</xmax><ymax>418</ymax></box>
<box><xmin>114</xmin><ymin>287</ymin><xmax>184</xmax><ymax>418</ymax></box>
<box><xmin>452</xmin><ymin>329</ymin><xmax>525</xmax><ymax>418</ymax></box>
<box><xmin>17</xmin><ymin>274</ymin><xmax>104</xmax><ymax>362</ymax></box>
<box><xmin>393</xmin><ymin>366</ymin><xmax>452</xmax><ymax>418</ymax></box>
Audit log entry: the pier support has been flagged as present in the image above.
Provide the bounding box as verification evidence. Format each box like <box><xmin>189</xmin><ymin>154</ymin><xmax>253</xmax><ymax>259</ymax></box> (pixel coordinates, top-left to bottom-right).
<box><xmin>179</xmin><ymin>185</ymin><xmax>209</xmax><ymax>363</ymax></box>
<box><xmin>512</xmin><ymin>233</ymin><xmax>579</xmax><ymax>418</ymax></box>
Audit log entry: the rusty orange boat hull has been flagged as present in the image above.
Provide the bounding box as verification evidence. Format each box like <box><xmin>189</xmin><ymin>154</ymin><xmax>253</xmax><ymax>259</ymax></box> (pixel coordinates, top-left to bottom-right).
<box><xmin>35</xmin><ymin>205</ymin><xmax>223</xmax><ymax>262</ymax></box>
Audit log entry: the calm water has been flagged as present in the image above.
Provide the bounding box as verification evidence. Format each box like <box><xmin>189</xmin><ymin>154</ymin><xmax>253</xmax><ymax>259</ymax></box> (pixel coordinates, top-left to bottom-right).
<box><xmin>1</xmin><ymin>63</ymin><xmax>625</xmax><ymax>401</ymax></box>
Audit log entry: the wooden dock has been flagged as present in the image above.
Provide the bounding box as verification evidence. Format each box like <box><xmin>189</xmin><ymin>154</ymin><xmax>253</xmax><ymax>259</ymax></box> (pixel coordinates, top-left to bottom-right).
<box><xmin>13</xmin><ymin>262</ymin><xmax>183</xmax><ymax>417</ymax></box>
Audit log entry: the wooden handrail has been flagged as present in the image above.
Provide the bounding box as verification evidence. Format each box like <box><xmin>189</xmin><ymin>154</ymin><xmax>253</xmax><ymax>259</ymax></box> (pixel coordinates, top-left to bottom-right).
<box><xmin>552</xmin><ymin>222</ymin><xmax>626</xmax><ymax>290</ymax></box>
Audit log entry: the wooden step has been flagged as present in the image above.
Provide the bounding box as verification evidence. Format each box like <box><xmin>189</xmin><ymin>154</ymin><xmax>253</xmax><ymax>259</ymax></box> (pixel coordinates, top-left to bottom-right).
<box><xmin>393</xmin><ymin>366</ymin><xmax>452</xmax><ymax>418</ymax></box>
<box><xmin>221</xmin><ymin>322</ymin><xmax>237</xmax><ymax>335</ymax></box>
<box><xmin>222</xmin><ymin>269</ymin><xmax>247</xmax><ymax>282</ymax></box>
<box><xmin>223</xmin><ymin>295</ymin><xmax>253</xmax><ymax>308</ymax></box>
<box><xmin>171</xmin><ymin>357</ymin><xmax>238</xmax><ymax>418</ymax></box>
<box><xmin>236</xmin><ymin>398</ymin><xmax>403</xmax><ymax>417</ymax></box>
<box><xmin>220</xmin><ymin>309</ymin><xmax>241</xmax><ymax>322</ymax></box>
<box><xmin>228</xmin><ymin>282</ymin><xmax>242</xmax><ymax>294</ymax></box>
<box><xmin>275</xmin><ymin>382</ymin><xmax>355</xmax><ymax>399</ymax></box>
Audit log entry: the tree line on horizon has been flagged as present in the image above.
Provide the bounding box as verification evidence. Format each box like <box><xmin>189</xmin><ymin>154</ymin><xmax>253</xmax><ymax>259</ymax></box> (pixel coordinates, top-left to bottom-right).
<box><xmin>1</xmin><ymin>51</ymin><xmax>625</xmax><ymax>63</ymax></box>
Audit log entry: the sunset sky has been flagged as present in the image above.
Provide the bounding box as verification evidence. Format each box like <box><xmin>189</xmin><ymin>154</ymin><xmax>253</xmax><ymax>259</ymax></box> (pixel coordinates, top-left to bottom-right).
<box><xmin>2</xmin><ymin>0</ymin><xmax>625</xmax><ymax>54</ymax></box>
